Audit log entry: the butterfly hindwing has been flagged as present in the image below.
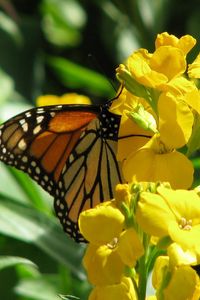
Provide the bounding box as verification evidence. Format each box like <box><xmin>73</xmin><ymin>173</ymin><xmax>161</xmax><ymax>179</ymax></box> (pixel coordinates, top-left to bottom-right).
<box><xmin>0</xmin><ymin>103</ymin><xmax>123</xmax><ymax>241</ymax></box>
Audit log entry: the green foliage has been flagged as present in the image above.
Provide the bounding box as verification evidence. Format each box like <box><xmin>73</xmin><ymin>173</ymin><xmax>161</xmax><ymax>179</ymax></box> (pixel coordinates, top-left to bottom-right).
<box><xmin>0</xmin><ymin>256</ymin><xmax>37</xmax><ymax>271</ymax></box>
<box><xmin>0</xmin><ymin>0</ymin><xmax>200</xmax><ymax>299</ymax></box>
<box><xmin>47</xmin><ymin>56</ymin><xmax>114</xmax><ymax>97</ymax></box>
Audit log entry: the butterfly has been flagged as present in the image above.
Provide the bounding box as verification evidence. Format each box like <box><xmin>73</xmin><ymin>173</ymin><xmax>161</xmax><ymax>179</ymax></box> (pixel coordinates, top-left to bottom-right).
<box><xmin>0</xmin><ymin>100</ymin><xmax>124</xmax><ymax>242</ymax></box>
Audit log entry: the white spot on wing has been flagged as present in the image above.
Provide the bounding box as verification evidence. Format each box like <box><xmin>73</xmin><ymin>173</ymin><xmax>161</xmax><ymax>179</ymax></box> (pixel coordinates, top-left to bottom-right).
<box><xmin>33</xmin><ymin>125</ymin><xmax>41</xmax><ymax>135</ymax></box>
<box><xmin>44</xmin><ymin>175</ymin><xmax>49</xmax><ymax>182</ymax></box>
<box><xmin>31</xmin><ymin>161</ymin><xmax>37</xmax><ymax>167</ymax></box>
<box><xmin>18</xmin><ymin>139</ymin><xmax>27</xmax><ymax>150</ymax></box>
<box><xmin>22</xmin><ymin>123</ymin><xmax>28</xmax><ymax>132</ymax></box>
<box><xmin>22</xmin><ymin>156</ymin><xmax>28</xmax><ymax>163</ymax></box>
<box><xmin>36</xmin><ymin>116</ymin><xmax>44</xmax><ymax>123</ymax></box>
<box><xmin>25</xmin><ymin>112</ymin><xmax>31</xmax><ymax>118</ymax></box>
<box><xmin>35</xmin><ymin>167</ymin><xmax>40</xmax><ymax>174</ymax></box>
<box><xmin>19</xmin><ymin>119</ymin><xmax>26</xmax><ymax>125</ymax></box>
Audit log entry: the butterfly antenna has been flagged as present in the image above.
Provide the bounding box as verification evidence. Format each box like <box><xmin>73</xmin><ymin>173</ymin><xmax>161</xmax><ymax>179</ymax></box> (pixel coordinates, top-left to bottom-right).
<box><xmin>87</xmin><ymin>53</ymin><xmax>118</xmax><ymax>93</ymax></box>
<box><xmin>106</xmin><ymin>83</ymin><xmax>124</xmax><ymax>105</ymax></box>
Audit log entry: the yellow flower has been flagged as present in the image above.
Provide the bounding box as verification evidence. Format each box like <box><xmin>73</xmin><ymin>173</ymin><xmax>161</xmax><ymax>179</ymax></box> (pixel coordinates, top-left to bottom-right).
<box><xmin>117</xmin><ymin>40</ymin><xmax>188</xmax><ymax>92</ymax></box>
<box><xmin>114</xmin><ymin>184</ymin><xmax>131</xmax><ymax>207</ymax></box>
<box><xmin>115</xmin><ymin>78</ymin><xmax>197</xmax><ymax>188</ymax></box>
<box><xmin>79</xmin><ymin>201</ymin><xmax>144</xmax><ymax>285</ymax></box>
<box><xmin>152</xmin><ymin>256</ymin><xmax>169</xmax><ymax>291</ymax></box>
<box><xmin>109</xmin><ymin>88</ymin><xmax>138</xmax><ymax>115</ymax></box>
<box><xmin>83</xmin><ymin>227</ymin><xmax>144</xmax><ymax>286</ymax></box>
<box><xmin>109</xmin><ymin>86</ymin><xmax>154</xmax><ymax>117</ymax></box>
<box><xmin>152</xmin><ymin>255</ymin><xmax>200</xmax><ymax>300</ymax></box>
<box><xmin>161</xmin><ymin>76</ymin><xmax>197</xmax><ymax>95</ymax></box>
<box><xmin>83</xmin><ymin>243</ymin><xmax>125</xmax><ymax>285</ymax></box>
<box><xmin>110</xmin><ymin>88</ymin><xmax>153</xmax><ymax>161</ymax></box>
<box><xmin>184</xmin><ymin>88</ymin><xmax>200</xmax><ymax>115</ymax></box>
<box><xmin>117</xmin><ymin>112</ymin><xmax>152</xmax><ymax>162</ymax></box>
<box><xmin>158</xmin><ymin>91</ymin><xmax>194</xmax><ymax>148</ymax></box>
<box><xmin>117</xmin><ymin>49</ymin><xmax>168</xmax><ymax>90</ymax></box>
<box><xmin>155</xmin><ymin>32</ymin><xmax>196</xmax><ymax>55</ymax></box>
<box><xmin>36</xmin><ymin>93</ymin><xmax>91</xmax><ymax>106</ymax></box>
<box><xmin>164</xmin><ymin>266</ymin><xmax>200</xmax><ymax>300</ymax></box>
<box><xmin>78</xmin><ymin>201</ymin><xmax>125</xmax><ymax>245</ymax></box>
<box><xmin>117</xmin><ymin>228</ymin><xmax>144</xmax><ymax>267</ymax></box>
<box><xmin>122</xmin><ymin>134</ymin><xmax>193</xmax><ymax>189</ymax></box>
<box><xmin>188</xmin><ymin>53</ymin><xmax>200</xmax><ymax>78</ymax></box>
<box><xmin>136</xmin><ymin>187</ymin><xmax>200</xmax><ymax>256</ymax></box>
<box><xmin>114</xmin><ymin>35</ymin><xmax>198</xmax><ymax>190</ymax></box>
<box><xmin>149</xmin><ymin>46</ymin><xmax>186</xmax><ymax>81</ymax></box>
<box><xmin>167</xmin><ymin>243</ymin><xmax>199</xmax><ymax>267</ymax></box>
<box><xmin>89</xmin><ymin>277</ymin><xmax>137</xmax><ymax>300</ymax></box>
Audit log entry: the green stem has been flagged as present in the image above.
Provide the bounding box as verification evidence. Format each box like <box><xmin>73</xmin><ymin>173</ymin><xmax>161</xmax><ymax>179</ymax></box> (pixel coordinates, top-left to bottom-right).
<box><xmin>138</xmin><ymin>253</ymin><xmax>148</xmax><ymax>300</ymax></box>
<box><xmin>137</xmin><ymin>232</ymin><xmax>152</xmax><ymax>299</ymax></box>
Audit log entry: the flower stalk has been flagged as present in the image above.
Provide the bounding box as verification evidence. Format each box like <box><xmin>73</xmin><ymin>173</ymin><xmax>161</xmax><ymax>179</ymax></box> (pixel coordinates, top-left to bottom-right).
<box><xmin>79</xmin><ymin>32</ymin><xmax>200</xmax><ymax>300</ymax></box>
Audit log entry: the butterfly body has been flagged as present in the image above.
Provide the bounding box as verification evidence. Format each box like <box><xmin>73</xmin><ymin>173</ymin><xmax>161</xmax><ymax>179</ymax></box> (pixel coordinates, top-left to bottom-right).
<box><xmin>0</xmin><ymin>102</ymin><xmax>123</xmax><ymax>241</ymax></box>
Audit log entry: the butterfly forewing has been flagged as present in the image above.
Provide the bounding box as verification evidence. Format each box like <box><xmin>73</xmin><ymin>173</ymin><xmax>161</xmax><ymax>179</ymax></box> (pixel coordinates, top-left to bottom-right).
<box><xmin>0</xmin><ymin>103</ymin><xmax>123</xmax><ymax>242</ymax></box>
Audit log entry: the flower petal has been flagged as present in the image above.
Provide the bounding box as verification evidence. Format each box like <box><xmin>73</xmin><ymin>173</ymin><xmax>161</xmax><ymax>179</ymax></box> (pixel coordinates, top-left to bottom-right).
<box><xmin>117</xmin><ymin>228</ymin><xmax>144</xmax><ymax>267</ymax></box>
<box><xmin>89</xmin><ymin>277</ymin><xmax>137</xmax><ymax>300</ymax></box>
<box><xmin>188</xmin><ymin>53</ymin><xmax>200</xmax><ymax>78</ymax></box>
<box><xmin>117</xmin><ymin>114</ymin><xmax>151</xmax><ymax>161</ymax></box>
<box><xmin>150</xmin><ymin>46</ymin><xmax>186</xmax><ymax>80</ymax></box>
<box><xmin>152</xmin><ymin>256</ymin><xmax>169</xmax><ymax>290</ymax></box>
<box><xmin>157</xmin><ymin>187</ymin><xmax>200</xmax><ymax>223</ymax></box>
<box><xmin>158</xmin><ymin>92</ymin><xmax>193</xmax><ymax>148</ymax></box>
<box><xmin>168</xmin><ymin>224</ymin><xmax>200</xmax><ymax>255</ymax></box>
<box><xmin>83</xmin><ymin>244</ymin><xmax>124</xmax><ymax>286</ymax></box>
<box><xmin>79</xmin><ymin>202</ymin><xmax>125</xmax><ymax>244</ymax></box>
<box><xmin>36</xmin><ymin>93</ymin><xmax>91</xmax><ymax>106</ymax></box>
<box><xmin>136</xmin><ymin>192</ymin><xmax>174</xmax><ymax>237</ymax></box>
<box><xmin>167</xmin><ymin>243</ymin><xmax>198</xmax><ymax>267</ymax></box>
<box><xmin>123</xmin><ymin>140</ymin><xmax>194</xmax><ymax>189</ymax></box>
<box><xmin>164</xmin><ymin>266</ymin><xmax>200</xmax><ymax>300</ymax></box>
<box><xmin>155</xmin><ymin>32</ymin><xmax>196</xmax><ymax>55</ymax></box>
<box><xmin>126</xmin><ymin>50</ymin><xmax>168</xmax><ymax>88</ymax></box>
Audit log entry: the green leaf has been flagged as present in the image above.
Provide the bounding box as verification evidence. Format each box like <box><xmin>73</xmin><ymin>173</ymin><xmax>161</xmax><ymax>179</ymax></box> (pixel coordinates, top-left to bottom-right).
<box><xmin>0</xmin><ymin>193</ymin><xmax>85</xmax><ymax>279</ymax></box>
<box><xmin>0</xmin><ymin>12</ymin><xmax>23</xmax><ymax>45</ymax></box>
<box><xmin>192</xmin><ymin>157</ymin><xmax>200</xmax><ymax>170</ymax></box>
<box><xmin>40</xmin><ymin>0</ymin><xmax>86</xmax><ymax>47</ymax></box>
<box><xmin>0</xmin><ymin>163</ymin><xmax>30</xmax><ymax>204</ymax></box>
<box><xmin>0</xmin><ymin>256</ymin><xmax>37</xmax><ymax>271</ymax></box>
<box><xmin>0</xmin><ymin>68</ymin><xmax>14</xmax><ymax>104</ymax></box>
<box><xmin>47</xmin><ymin>56</ymin><xmax>114</xmax><ymax>97</ymax></box>
<box><xmin>6</xmin><ymin>167</ymin><xmax>52</xmax><ymax>213</ymax></box>
<box><xmin>99</xmin><ymin>1</ymin><xmax>141</xmax><ymax>61</ymax></box>
<box><xmin>59</xmin><ymin>295</ymin><xmax>80</xmax><ymax>300</ymax></box>
<box><xmin>15</xmin><ymin>275</ymin><xmax>62</xmax><ymax>300</ymax></box>
<box><xmin>137</xmin><ymin>0</ymin><xmax>170</xmax><ymax>34</ymax></box>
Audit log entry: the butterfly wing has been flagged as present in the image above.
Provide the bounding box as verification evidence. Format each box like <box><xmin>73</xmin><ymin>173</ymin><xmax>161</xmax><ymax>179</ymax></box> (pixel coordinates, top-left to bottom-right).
<box><xmin>54</xmin><ymin>106</ymin><xmax>123</xmax><ymax>241</ymax></box>
<box><xmin>0</xmin><ymin>105</ymin><xmax>99</xmax><ymax>195</ymax></box>
<box><xmin>0</xmin><ymin>104</ymin><xmax>123</xmax><ymax>241</ymax></box>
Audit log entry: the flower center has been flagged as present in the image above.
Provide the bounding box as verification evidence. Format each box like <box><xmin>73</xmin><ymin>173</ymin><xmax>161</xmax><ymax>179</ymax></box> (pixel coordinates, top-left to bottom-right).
<box><xmin>179</xmin><ymin>217</ymin><xmax>192</xmax><ymax>230</ymax></box>
<box><xmin>107</xmin><ymin>237</ymin><xmax>118</xmax><ymax>249</ymax></box>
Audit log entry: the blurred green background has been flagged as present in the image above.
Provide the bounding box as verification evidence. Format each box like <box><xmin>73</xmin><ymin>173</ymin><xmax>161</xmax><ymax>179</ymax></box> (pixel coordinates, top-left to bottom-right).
<box><xmin>0</xmin><ymin>0</ymin><xmax>200</xmax><ymax>299</ymax></box>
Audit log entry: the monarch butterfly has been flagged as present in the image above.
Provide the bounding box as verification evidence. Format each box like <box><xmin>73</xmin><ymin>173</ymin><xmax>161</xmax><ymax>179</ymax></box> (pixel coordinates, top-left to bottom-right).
<box><xmin>0</xmin><ymin>100</ymin><xmax>124</xmax><ymax>242</ymax></box>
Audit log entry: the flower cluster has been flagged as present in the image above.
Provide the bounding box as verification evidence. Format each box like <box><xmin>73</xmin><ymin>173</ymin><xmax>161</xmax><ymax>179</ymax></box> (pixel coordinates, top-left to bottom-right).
<box><xmin>111</xmin><ymin>32</ymin><xmax>200</xmax><ymax>189</ymax></box>
<box><xmin>79</xmin><ymin>187</ymin><xmax>143</xmax><ymax>300</ymax></box>
<box><xmin>79</xmin><ymin>32</ymin><xmax>200</xmax><ymax>300</ymax></box>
